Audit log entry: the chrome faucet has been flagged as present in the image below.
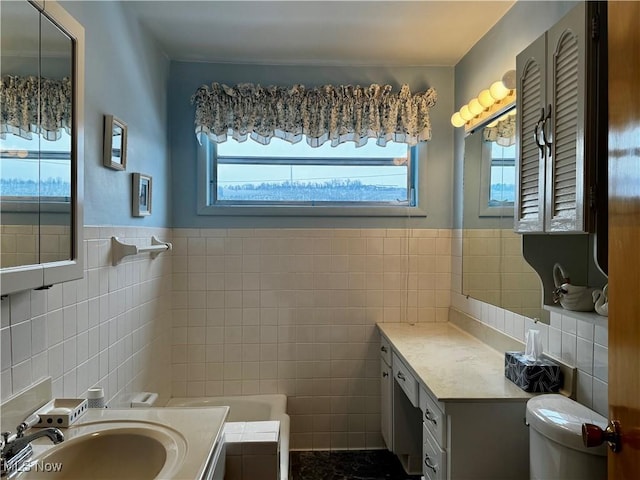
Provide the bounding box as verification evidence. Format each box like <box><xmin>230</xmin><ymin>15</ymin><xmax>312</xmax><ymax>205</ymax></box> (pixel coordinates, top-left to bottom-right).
<box><xmin>1</xmin><ymin>414</ymin><xmax>64</xmax><ymax>477</ymax></box>
<box><xmin>2</xmin><ymin>428</ymin><xmax>64</xmax><ymax>460</ymax></box>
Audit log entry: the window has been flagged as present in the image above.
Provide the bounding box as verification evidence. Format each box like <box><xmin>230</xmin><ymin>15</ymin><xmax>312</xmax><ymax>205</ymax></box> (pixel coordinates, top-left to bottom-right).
<box><xmin>0</xmin><ymin>134</ymin><xmax>71</xmax><ymax>213</ymax></box>
<box><xmin>478</xmin><ymin>140</ymin><xmax>516</xmax><ymax>217</ymax></box>
<box><xmin>198</xmin><ymin>137</ymin><xmax>423</xmax><ymax>216</ymax></box>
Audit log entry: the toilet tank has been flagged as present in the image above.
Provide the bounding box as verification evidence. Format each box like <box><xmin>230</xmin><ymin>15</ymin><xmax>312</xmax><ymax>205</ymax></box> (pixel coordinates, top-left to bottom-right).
<box><xmin>526</xmin><ymin>394</ymin><xmax>608</xmax><ymax>480</ymax></box>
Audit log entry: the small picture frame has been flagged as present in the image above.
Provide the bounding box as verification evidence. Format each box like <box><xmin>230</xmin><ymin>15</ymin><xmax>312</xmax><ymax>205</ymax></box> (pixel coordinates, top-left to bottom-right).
<box><xmin>132</xmin><ymin>173</ymin><xmax>152</xmax><ymax>217</ymax></box>
<box><xmin>103</xmin><ymin>114</ymin><xmax>127</xmax><ymax>170</ymax></box>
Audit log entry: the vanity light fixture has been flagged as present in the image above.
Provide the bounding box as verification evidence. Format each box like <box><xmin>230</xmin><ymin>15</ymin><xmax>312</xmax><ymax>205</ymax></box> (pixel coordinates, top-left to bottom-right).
<box><xmin>451</xmin><ymin>69</ymin><xmax>516</xmax><ymax>132</ymax></box>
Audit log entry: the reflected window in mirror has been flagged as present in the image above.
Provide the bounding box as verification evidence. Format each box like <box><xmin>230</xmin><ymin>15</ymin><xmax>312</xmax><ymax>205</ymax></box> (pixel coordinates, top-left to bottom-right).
<box><xmin>0</xmin><ymin>0</ymin><xmax>84</xmax><ymax>295</ymax></box>
<box><xmin>1</xmin><ymin>0</ymin><xmax>73</xmax><ymax>268</ymax></box>
<box><xmin>462</xmin><ymin>105</ymin><xmax>549</xmax><ymax>324</ymax></box>
<box><xmin>479</xmin><ymin>112</ymin><xmax>516</xmax><ymax>217</ymax></box>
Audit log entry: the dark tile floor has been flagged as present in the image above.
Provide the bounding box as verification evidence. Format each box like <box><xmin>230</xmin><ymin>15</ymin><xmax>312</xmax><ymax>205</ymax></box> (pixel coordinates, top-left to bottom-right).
<box><xmin>290</xmin><ymin>450</ymin><xmax>422</xmax><ymax>480</ymax></box>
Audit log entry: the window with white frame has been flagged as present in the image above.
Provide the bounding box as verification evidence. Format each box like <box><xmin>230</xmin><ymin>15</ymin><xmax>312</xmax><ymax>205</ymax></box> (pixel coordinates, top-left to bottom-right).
<box><xmin>201</xmin><ymin>137</ymin><xmax>416</xmax><ymax>208</ymax></box>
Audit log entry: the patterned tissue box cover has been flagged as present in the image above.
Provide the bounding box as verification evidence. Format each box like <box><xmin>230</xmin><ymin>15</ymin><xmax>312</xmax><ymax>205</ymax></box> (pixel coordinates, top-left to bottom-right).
<box><xmin>504</xmin><ymin>352</ymin><xmax>563</xmax><ymax>393</ymax></box>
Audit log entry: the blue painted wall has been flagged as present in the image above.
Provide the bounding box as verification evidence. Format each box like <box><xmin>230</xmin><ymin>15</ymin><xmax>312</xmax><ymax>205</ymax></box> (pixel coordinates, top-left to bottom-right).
<box><xmin>168</xmin><ymin>62</ymin><xmax>454</xmax><ymax>228</ymax></box>
<box><xmin>61</xmin><ymin>1</ymin><xmax>171</xmax><ymax>227</ymax></box>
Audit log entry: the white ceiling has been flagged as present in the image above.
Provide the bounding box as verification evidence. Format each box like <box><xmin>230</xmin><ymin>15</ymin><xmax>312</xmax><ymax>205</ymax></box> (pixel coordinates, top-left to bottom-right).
<box><xmin>125</xmin><ymin>1</ymin><xmax>515</xmax><ymax>66</ymax></box>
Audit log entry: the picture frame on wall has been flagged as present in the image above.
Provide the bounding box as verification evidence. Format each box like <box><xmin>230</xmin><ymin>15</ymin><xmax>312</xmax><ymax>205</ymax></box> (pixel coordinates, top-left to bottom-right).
<box><xmin>103</xmin><ymin>114</ymin><xmax>127</xmax><ymax>170</ymax></box>
<box><xmin>132</xmin><ymin>173</ymin><xmax>152</xmax><ymax>217</ymax></box>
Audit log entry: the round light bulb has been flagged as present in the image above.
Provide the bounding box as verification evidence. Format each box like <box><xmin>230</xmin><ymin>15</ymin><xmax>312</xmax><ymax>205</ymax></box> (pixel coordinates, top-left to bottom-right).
<box><xmin>489</xmin><ymin>81</ymin><xmax>510</xmax><ymax>101</ymax></box>
<box><xmin>501</xmin><ymin>69</ymin><xmax>516</xmax><ymax>90</ymax></box>
<box><xmin>451</xmin><ymin>112</ymin><xmax>465</xmax><ymax>127</ymax></box>
<box><xmin>478</xmin><ymin>89</ymin><xmax>494</xmax><ymax>108</ymax></box>
<box><xmin>487</xmin><ymin>119</ymin><xmax>499</xmax><ymax>128</ymax></box>
<box><xmin>460</xmin><ymin>105</ymin><xmax>473</xmax><ymax>121</ymax></box>
<box><xmin>468</xmin><ymin>98</ymin><xmax>484</xmax><ymax>116</ymax></box>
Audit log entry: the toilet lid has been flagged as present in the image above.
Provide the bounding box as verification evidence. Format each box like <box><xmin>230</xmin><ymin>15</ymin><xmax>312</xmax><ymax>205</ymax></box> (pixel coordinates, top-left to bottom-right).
<box><xmin>526</xmin><ymin>394</ymin><xmax>608</xmax><ymax>455</ymax></box>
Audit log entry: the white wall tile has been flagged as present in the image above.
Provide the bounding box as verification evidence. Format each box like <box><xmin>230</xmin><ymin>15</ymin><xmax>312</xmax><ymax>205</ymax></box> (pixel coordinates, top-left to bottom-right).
<box><xmin>576</xmin><ymin>320</ymin><xmax>594</xmax><ymax>341</ymax></box>
<box><xmin>2</xmin><ymin>226</ymin><xmax>172</xmax><ymax>408</ymax></box>
<box><xmin>548</xmin><ymin>327</ymin><xmax>562</xmax><ymax>358</ymax></box>
<box><xmin>561</xmin><ymin>315</ymin><xmax>577</xmax><ymax>335</ymax></box>
<box><xmin>594</xmin><ymin>324</ymin><xmax>608</xmax><ymax>347</ymax></box>
<box><xmin>576</xmin><ymin>371</ymin><xmax>593</xmax><ymax>409</ymax></box>
<box><xmin>1</xmin><ymin>327</ymin><xmax>12</xmax><ymax>372</ymax></box>
<box><xmin>10</xmin><ymin>321</ymin><xmax>32</xmax><ymax>365</ymax></box>
<box><xmin>561</xmin><ymin>332</ymin><xmax>577</xmax><ymax>365</ymax></box>
<box><xmin>10</xmin><ymin>292</ymin><xmax>31</xmax><ymax>325</ymax></box>
<box><xmin>173</xmin><ymin>227</ymin><xmax>451</xmax><ymax>449</ymax></box>
<box><xmin>593</xmin><ymin>344</ymin><xmax>608</xmax><ymax>383</ymax></box>
<box><xmin>592</xmin><ymin>378</ymin><xmax>608</xmax><ymax>417</ymax></box>
<box><xmin>576</xmin><ymin>337</ymin><xmax>594</xmax><ymax>375</ymax></box>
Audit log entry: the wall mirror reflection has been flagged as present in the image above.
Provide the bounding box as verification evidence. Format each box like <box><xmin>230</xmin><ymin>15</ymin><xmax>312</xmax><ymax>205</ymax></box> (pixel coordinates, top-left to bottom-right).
<box><xmin>462</xmin><ymin>106</ymin><xmax>548</xmax><ymax>323</ymax></box>
<box><xmin>0</xmin><ymin>0</ymin><xmax>84</xmax><ymax>295</ymax></box>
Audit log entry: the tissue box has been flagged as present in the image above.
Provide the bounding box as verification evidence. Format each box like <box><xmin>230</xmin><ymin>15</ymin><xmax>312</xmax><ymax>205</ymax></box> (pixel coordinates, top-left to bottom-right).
<box><xmin>504</xmin><ymin>352</ymin><xmax>563</xmax><ymax>393</ymax></box>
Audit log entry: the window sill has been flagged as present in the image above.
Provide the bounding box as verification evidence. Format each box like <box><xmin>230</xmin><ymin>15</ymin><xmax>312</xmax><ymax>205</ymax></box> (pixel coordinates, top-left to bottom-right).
<box><xmin>197</xmin><ymin>204</ymin><xmax>427</xmax><ymax>217</ymax></box>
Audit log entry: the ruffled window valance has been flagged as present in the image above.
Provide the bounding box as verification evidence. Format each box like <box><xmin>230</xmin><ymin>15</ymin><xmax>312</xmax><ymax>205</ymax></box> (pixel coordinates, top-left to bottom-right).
<box><xmin>483</xmin><ymin>114</ymin><xmax>515</xmax><ymax>147</ymax></box>
<box><xmin>0</xmin><ymin>75</ymin><xmax>72</xmax><ymax>142</ymax></box>
<box><xmin>192</xmin><ymin>83</ymin><xmax>437</xmax><ymax>147</ymax></box>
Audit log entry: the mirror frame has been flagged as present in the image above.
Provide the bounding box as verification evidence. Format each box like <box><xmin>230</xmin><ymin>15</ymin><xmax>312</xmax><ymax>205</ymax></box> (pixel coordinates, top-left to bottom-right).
<box><xmin>103</xmin><ymin>114</ymin><xmax>127</xmax><ymax>171</ymax></box>
<box><xmin>1</xmin><ymin>0</ymin><xmax>84</xmax><ymax>295</ymax></box>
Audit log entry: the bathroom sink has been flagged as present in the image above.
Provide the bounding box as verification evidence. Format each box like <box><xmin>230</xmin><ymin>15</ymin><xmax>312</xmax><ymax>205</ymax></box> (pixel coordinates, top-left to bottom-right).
<box><xmin>2</xmin><ymin>404</ymin><xmax>228</xmax><ymax>480</ymax></box>
<box><xmin>18</xmin><ymin>423</ymin><xmax>186</xmax><ymax>479</ymax></box>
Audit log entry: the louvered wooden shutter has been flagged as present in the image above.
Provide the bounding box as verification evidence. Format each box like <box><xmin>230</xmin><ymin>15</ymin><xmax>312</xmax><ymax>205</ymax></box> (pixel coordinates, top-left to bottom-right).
<box><xmin>515</xmin><ymin>35</ymin><xmax>546</xmax><ymax>233</ymax></box>
<box><xmin>546</xmin><ymin>4</ymin><xmax>586</xmax><ymax>232</ymax></box>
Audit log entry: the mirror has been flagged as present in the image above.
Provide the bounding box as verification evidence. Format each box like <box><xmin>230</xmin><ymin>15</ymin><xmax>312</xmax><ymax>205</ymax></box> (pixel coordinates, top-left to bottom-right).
<box><xmin>103</xmin><ymin>115</ymin><xmax>127</xmax><ymax>170</ymax></box>
<box><xmin>462</xmin><ymin>106</ymin><xmax>549</xmax><ymax>323</ymax></box>
<box><xmin>1</xmin><ymin>0</ymin><xmax>84</xmax><ymax>295</ymax></box>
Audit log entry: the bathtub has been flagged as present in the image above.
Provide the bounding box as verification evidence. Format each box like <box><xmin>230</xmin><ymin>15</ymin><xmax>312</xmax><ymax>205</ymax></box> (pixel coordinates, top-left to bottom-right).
<box><xmin>165</xmin><ymin>394</ymin><xmax>289</xmax><ymax>480</ymax></box>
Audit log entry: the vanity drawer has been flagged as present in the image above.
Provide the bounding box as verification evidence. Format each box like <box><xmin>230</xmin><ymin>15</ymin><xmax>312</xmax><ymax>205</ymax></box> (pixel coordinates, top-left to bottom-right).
<box><xmin>420</xmin><ymin>386</ymin><xmax>446</xmax><ymax>447</ymax></box>
<box><xmin>392</xmin><ymin>352</ymin><xmax>419</xmax><ymax>407</ymax></box>
<box><xmin>380</xmin><ymin>336</ymin><xmax>392</xmax><ymax>366</ymax></box>
<box><xmin>423</xmin><ymin>424</ymin><xmax>447</xmax><ymax>480</ymax></box>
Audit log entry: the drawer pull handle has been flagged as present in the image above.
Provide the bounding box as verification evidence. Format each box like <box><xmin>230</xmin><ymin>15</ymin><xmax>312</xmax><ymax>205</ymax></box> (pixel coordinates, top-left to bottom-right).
<box><xmin>425</xmin><ymin>409</ymin><xmax>438</xmax><ymax>425</ymax></box>
<box><xmin>424</xmin><ymin>454</ymin><xmax>437</xmax><ymax>473</ymax></box>
<box><xmin>382</xmin><ymin>372</ymin><xmax>389</xmax><ymax>378</ymax></box>
<box><xmin>396</xmin><ymin>372</ymin><xmax>406</xmax><ymax>381</ymax></box>
<box><xmin>380</xmin><ymin>346</ymin><xmax>387</xmax><ymax>353</ymax></box>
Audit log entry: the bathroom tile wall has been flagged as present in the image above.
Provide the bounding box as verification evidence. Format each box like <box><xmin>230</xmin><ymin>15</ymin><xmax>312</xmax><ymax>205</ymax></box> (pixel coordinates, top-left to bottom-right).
<box><xmin>1</xmin><ymin>225</ymin><xmax>71</xmax><ymax>268</ymax></box>
<box><xmin>451</xmin><ymin>230</ymin><xmax>609</xmax><ymax>417</ymax></box>
<box><xmin>172</xmin><ymin>227</ymin><xmax>452</xmax><ymax>450</ymax></box>
<box><xmin>462</xmin><ymin>229</ymin><xmax>541</xmax><ymax>319</ymax></box>
<box><xmin>0</xmin><ymin>226</ymin><xmax>173</xmax><ymax>407</ymax></box>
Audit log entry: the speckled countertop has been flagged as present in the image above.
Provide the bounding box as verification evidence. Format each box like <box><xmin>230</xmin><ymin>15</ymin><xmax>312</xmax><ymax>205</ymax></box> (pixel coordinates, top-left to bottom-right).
<box><xmin>378</xmin><ymin>322</ymin><xmax>533</xmax><ymax>402</ymax></box>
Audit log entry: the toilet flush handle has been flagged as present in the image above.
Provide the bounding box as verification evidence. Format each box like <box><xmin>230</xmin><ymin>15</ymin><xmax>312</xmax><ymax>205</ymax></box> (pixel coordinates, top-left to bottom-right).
<box><xmin>582</xmin><ymin>420</ymin><xmax>622</xmax><ymax>453</ymax></box>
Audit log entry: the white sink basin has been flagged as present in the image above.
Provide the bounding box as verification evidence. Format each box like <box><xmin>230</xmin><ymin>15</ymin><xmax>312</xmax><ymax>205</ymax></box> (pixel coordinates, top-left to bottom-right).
<box><xmin>4</xmin><ymin>407</ymin><xmax>228</xmax><ymax>480</ymax></box>
<box><xmin>19</xmin><ymin>422</ymin><xmax>186</xmax><ymax>479</ymax></box>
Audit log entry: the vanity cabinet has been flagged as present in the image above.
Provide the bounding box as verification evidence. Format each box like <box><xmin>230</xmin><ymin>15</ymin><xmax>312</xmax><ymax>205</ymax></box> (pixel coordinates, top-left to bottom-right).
<box><xmin>420</xmin><ymin>391</ymin><xmax>529</xmax><ymax>480</ymax></box>
<box><xmin>378</xmin><ymin>323</ymin><xmax>531</xmax><ymax>480</ymax></box>
<box><xmin>421</xmin><ymin>387</ymin><xmax>446</xmax><ymax>480</ymax></box>
<box><xmin>380</xmin><ymin>337</ymin><xmax>422</xmax><ymax>474</ymax></box>
<box><xmin>380</xmin><ymin>338</ymin><xmax>393</xmax><ymax>450</ymax></box>
<box><xmin>515</xmin><ymin>1</ymin><xmax>607</xmax><ymax>234</ymax></box>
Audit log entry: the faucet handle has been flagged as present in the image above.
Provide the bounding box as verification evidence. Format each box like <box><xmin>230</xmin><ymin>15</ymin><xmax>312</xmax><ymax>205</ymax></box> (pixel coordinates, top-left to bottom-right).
<box><xmin>16</xmin><ymin>413</ymin><xmax>40</xmax><ymax>436</ymax></box>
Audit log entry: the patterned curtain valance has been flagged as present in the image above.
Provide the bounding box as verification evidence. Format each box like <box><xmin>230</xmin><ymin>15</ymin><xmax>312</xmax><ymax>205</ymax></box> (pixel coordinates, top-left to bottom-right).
<box><xmin>0</xmin><ymin>75</ymin><xmax>72</xmax><ymax>142</ymax></box>
<box><xmin>482</xmin><ymin>114</ymin><xmax>515</xmax><ymax>147</ymax></box>
<box><xmin>192</xmin><ymin>83</ymin><xmax>437</xmax><ymax>147</ymax></box>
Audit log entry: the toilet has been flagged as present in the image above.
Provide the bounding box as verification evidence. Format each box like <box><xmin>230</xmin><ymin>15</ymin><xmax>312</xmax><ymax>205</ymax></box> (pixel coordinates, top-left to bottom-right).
<box><xmin>526</xmin><ymin>394</ymin><xmax>608</xmax><ymax>480</ymax></box>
